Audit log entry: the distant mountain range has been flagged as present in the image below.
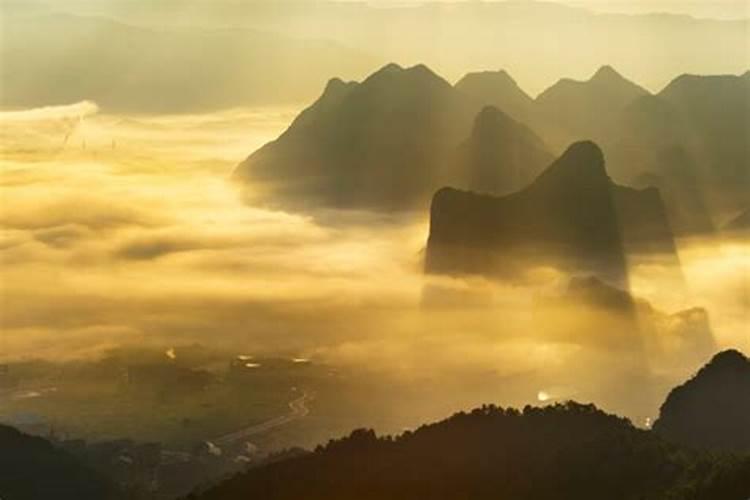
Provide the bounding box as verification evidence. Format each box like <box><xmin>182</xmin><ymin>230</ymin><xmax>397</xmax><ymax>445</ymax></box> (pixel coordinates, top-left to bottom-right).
<box><xmin>447</xmin><ymin>65</ymin><xmax>750</xmax><ymax>232</ymax></box>
<box><xmin>236</xmin><ymin>63</ymin><xmax>548</xmax><ymax>211</ymax></box>
<box><xmin>534</xmin><ymin>65</ymin><xmax>651</xmax><ymax>148</ymax></box>
<box><xmin>425</xmin><ymin>141</ymin><xmax>676</xmax><ymax>284</ymax></box>
<box><xmin>236</xmin><ymin>63</ymin><xmax>749</xmax><ymax>239</ymax></box>
<box><xmin>449</xmin><ymin>106</ymin><xmax>553</xmax><ymax>196</ymax></box>
<box><xmin>186</xmin><ymin>350</ymin><xmax>750</xmax><ymax>500</ymax></box>
<box><xmin>0</xmin><ymin>13</ymin><xmax>376</xmax><ymax>112</ymax></box>
<box><xmin>607</xmin><ymin>73</ymin><xmax>750</xmax><ymax>230</ymax></box>
<box><xmin>9</xmin><ymin>1</ymin><xmax>747</xmax><ymax>102</ymax></box>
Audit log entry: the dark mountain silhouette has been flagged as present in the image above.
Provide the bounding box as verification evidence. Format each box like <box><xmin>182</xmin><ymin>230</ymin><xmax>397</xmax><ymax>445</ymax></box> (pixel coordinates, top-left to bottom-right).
<box><xmin>659</xmin><ymin>74</ymin><xmax>750</xmax><ymax>208</ymax></box>
<box><xmin>606</xmin><ymin>73</ymin><xmax>750</xmax><ymax>229</ymax></box>
<box><xmin>454</xmin><ymin>70</ymin><xmax>537</xmax><ymax>127</ymax></box>
<box><xmin>236</xmin><ymin>64</ymin><xmax>552</xmax><ymax>211</ymax></box>
<box><xmin>425</xmin><ymin>141</ymin><xmax>676</xmax><ymax>285</ymax></box>
<box><xmin>236</xmin><ymin>63</ymin><xmax>747</xmax><ymax>221</ymax></box>
<box><xmin>188</xmin><ymin>402</ymin><xmax>750</xmax><ymax>500</ymax></box>
<box><xmin>0</xmin><ymin>424</ymin><xmax>121</xmax><ymax>500</ymax></box>
<box><xmin>654</xmin><ymin>350</ymin><xmax>750</xmax><ymax>453</ymax></box>
<box><xmin>449</xmin><ymin>106</ymin><xmax>554</xmax><ymax>195</ymax></box>
<box><xmin>535</xmin><ymin>66</ymin><xmax>650</xmax><ymax>148</ymax></box>
<box><xmin>235</xmin><ymin>63</ymin><xmax>472</xmax><ymax>210</ymax></box>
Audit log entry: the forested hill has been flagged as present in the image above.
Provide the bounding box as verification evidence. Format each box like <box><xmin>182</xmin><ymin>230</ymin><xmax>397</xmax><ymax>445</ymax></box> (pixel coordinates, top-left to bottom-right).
<box><xmin>189</xmin><ymin>401</ymin><xmax>750</xmax><ymax>500</ymax></box>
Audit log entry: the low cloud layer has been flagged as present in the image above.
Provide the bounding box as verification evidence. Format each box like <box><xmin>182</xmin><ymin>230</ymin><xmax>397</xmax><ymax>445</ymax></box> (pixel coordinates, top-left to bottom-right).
<box><xmin>1</xmin><ymin>102</ymin><xmax>747</xmax><ymax>423</ymax></box>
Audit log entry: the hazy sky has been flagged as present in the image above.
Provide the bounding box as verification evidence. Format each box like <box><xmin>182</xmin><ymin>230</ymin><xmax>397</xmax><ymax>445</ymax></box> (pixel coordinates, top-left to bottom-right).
<box><xmin>362</xmin><ymin>0</ymin><xmax>748</xmax><ymax>20</ymax></box>
<box><xmin>1</xmin><ymin>0</ymin><xmax>748</xmax><ymax>424</ymax></box>
<box><xmin>13</xmin><ymin>0</ymin><xmax>750</xmax><ymax>20</ymax></box>
<box><xmin>563</xmin><ymin>0</ymin><xmax>747</xmax><ymax>19</ymax></box>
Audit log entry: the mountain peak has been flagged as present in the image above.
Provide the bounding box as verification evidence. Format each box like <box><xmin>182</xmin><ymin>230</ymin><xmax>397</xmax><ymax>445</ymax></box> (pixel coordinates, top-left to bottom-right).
<box><xmin>556</xmin><ymin>140</ymin><xmax>606</xmax><ymax>174</ymax></box>
<box><xmin>454</xmin><ymin>105</ymin><xmax>553</xmax><ymax>195</ymax></box>
<box><xmin>319</xmin><ymin>77</ymin><xmax>357</xmax><ymax>102</ymax></box>
<box><xmin>533</xmin><ymin>141</ymin><xmax>608</xmax><ymax>188</ymax></box>
<box><xmin>456</xmin><ymin>69</ymin><xmax>519</xmax><ymax>89</ymax></box>
<box><xmin>591</xmin><ymin>65</ymin><xmax>623</xmax><ymax>82</ymax></box>
<box><xmin>324</xmin><ymin>77</ymin><xmax>347</xmax><ymax>93</ymax></box>
<box><xmin>368</xmin><ymin>62</ymin><xmax>437</xmax><ymax>79</ymax></box>
<box><xmin>561</xmin><ymin>140</ymin><xmax>605</xmax><ymax>163</ymax></box>
<box><xmin>704</xmin><ymin>349</ymin><xmax>748</xmax><ymax>373</ymax></box>
<box><xmin>377</xmin><ymin>62</ymin><xmax>404</xmax><ymax>74</ymax></box>
<box><xmin>473</xmin><ymin>105</ymin><xmax>516</xmax><ymax>133</ymax></box>
<box><xmin>362</xmin><ymin>62</ymin><xmax>451</xmax><ymax>91</ymax></box>
<box><xmin>454</xmin><ymin>69</ymin><xmax>535</xmax><ymax>124</ymax></box>
<box><xmin>654</xmin><ymin>348</ymin><xmax>750</xmax><ymax>452</ymax></box>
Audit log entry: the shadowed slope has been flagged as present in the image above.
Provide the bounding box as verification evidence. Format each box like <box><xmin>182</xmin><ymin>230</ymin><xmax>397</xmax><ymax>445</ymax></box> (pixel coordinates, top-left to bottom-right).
<box><xmin>454</xmin><ymin>70</ymin><xmax>537</xmax><ymax>126</ymax></box>
<box><xmin>236</xmin><ymin>64</ymin><xmax>554</xmax><ymax>212</ymax></box>
<box><xmin>654</xmin><ymin>350</ymin><xmax>750</xmax><ymax>453</ymax></box>
<box><xmin>0</xmin><ymin>425</ymin><xmax>121</xmax><ymax>500</ymax></box>
<box><xmin>1</xmin><ymin>13</ymin><xmax>375</xmax><ymax>112</ymax></box>
<box><xmin>235</xmin><ymin>63</ymin><xmax>477</xmax><ymax>211</ymax></box>
<box><xmin>606</xmin><ymin>73</ymin><xmax>750</xmax><ymax>228</ymax></box>
<box><xmin>535</xmin><ymin>66</ymin><xmax>650</xmax><ymax>147</ymax></box>
<box><xmin>450</xmin><ymin>106</ymin><xmax>554</xmax><ymax>195</ymax></box>
<box><xmin>425</xmin><ymin>142</ymin><xmax>676</xmax><ymax>285</ymax></box>
<box><xmin>188</xmin><ymin>402</ymin><xmax>750</xmax><ymax>500</ymax></box>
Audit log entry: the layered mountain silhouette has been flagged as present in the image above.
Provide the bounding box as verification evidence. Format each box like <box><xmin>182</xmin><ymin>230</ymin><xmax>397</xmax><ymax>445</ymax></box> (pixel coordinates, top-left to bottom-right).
<box><xmin>535</xmin><ymin>66</ymin><xmax>650</xmax><ymax>148</ymax></box>
<box><xmin>454</xmin><ymin>70</ymin><xmax>537</xmax><ymax>127</ymax></box>
<box><xmin>189</xmin><ymin>401</ymin><xmax>750</xmax><ymax>500</ymax></box>
<box><xmin>425</xmin><ymin>141</ymin><xmax>677</xmax><ymax>285</ymax></box>
<box><xmin>0</xmin><ymin>424</ymin><xmax>121</xmax><ymax>500</ymax></box>
<box><xmin>8</xmin><ymin>1</ymin><xmax>747</xmax><ymax>110</ymax></box>
<box><xmin>237</xmin><ymin>62</ymin><xmax>746</xmax><ymax>234</ymax></box>
<box><xmin>236</xmin><ymin>63</ymin><xmax>476</xmax><ymax>210</ymax></box>
<box><xmin>606</xmin><ymin>73</ymin><xmax>750</xmax><ymax>230</ymax></box>
<box><xmin>449</xmin><ymin>107</ymin><xmax>554</xmax><ymax>195</ymax></box>
<box><xmin>2</xmin><ymin>13</ymin><xmax>376</xmax><ymax>112</ymax></box>
<box><xmin>654</xmin><ymin>349</ymin><xmax>750</xmax><ymax>453</ymax></box>
<box><xmin>452</xmin><ymin>67</ymin><xmax>748</xmax><ymax>234</ymax></box>
<box><xmin>235</xmin><ymin>63</ymin><xmax>555</xmax><ymax>211</ymax></box>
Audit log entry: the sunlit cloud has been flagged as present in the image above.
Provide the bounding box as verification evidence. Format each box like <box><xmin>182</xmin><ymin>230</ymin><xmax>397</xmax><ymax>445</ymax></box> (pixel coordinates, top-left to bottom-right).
<box><xmin>1</xmin><ymin>102</ymin><xmax>747</xmax><ymax>425</ymax></box>
<box><xmin>0</xmin><ymin>101</ymin><xmax>99</xmax><ymax>122</ymax></box>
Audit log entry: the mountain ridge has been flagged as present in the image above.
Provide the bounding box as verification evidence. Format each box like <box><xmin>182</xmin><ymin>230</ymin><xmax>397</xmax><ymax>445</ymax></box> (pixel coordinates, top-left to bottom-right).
<box><xmin>425</xmin><ymin>141</ymin><xmax>676</xmax><ymax>284</ymax></box>
<box><xmin>187</xmin><ymin>396</ymin><xmax>750</xmax><ymax>500</ymax></box>
<box><xmin>235</xmin><ymin>63</ymin><xmax>553</xmax><ymax>211</ymax></box>
<box><xmin>654</xmin><ymin>349</ymin><xmax>750</xmax><ymax>452</ymax></box>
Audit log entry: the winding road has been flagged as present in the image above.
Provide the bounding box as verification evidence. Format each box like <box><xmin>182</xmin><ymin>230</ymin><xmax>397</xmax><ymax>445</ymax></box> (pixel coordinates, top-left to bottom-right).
<box><xmin>212</xmin><ymin>391</ymin><xmax>312</xmax><ymax>448</ymax></box>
